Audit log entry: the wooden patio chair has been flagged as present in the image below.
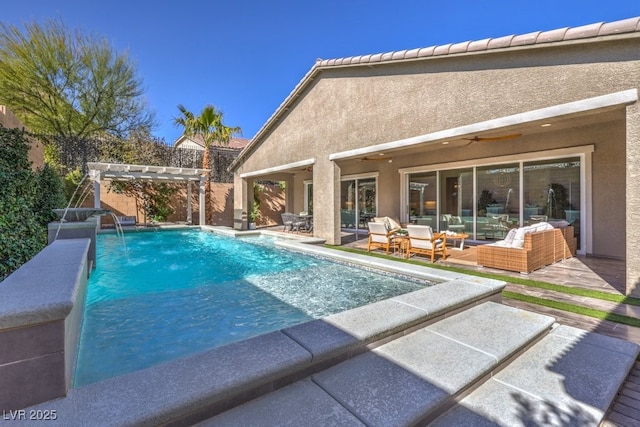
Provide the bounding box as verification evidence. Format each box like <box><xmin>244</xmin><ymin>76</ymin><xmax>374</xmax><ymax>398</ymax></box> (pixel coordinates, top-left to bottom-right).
<box><xmin>406</xmin><ymin>224</ymin><xmax>447</xmax><ymax>262</ymax></box>
<box><xmin>367</xmin><ymin>221</ymin><xmax>398</xmax><ymax>255</ymax></box>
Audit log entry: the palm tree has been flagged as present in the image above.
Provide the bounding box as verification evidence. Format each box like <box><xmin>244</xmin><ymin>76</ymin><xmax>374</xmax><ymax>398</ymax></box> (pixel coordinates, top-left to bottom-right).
<box><xmin>174</xmin><ymin>104</ymin><xmax>241</xmax><ymax>223</ymax></box>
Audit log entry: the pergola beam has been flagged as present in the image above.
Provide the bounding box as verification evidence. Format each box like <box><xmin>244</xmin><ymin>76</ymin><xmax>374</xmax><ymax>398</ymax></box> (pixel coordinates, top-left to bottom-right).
<box><xmin>87</xmin><ymin>162</ymin><xmax>211</xmax><ymax>225</ymax></box>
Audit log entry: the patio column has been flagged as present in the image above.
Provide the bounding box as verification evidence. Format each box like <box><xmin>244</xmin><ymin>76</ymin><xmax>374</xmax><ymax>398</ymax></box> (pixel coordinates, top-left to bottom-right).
<box><xmin>199</xmin><ymin>175</ymin><xmax>206</xmax><ymax>226</ymax></box>
<box><xmin>186</xmin><ymin>181</ymin><xmax>192</xmax><ymax>225</ymax></box>
<box><xmin>314</xmin><ymin>158</ymin><xmax>341</xmax><ymax>245</ymax></box>
<box><xmin>233</xmin><ymin>173</ymin><xmax>249</xmax><ymax>230</ymax></box>
<box><xmin>627</xmin><ymin>103</ymin><xmax>640</xmax><ymax>296</ymax></box>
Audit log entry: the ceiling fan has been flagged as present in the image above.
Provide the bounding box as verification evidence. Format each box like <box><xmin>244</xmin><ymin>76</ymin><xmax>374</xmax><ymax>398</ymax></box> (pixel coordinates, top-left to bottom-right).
<box><xmin>363</xmin><ymin>156</ymin><xmax>392</xmax><ymax>161</ymax></box>
<box><xmin>463</xmin><ymin>133</ymin><xmax>522</xmax><ymax>145</ymax></box>
<box><xmin>359</xmin><ymin>155</ymin><xmax>393</xmax><ymax>162</ymax></box>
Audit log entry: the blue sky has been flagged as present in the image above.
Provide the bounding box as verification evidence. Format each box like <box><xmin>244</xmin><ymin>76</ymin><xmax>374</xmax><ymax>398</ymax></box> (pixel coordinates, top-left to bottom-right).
<box><xmin>3</xmin><ymin>1</ymin><xmax>640</xmax><ymax>144</ymax></box>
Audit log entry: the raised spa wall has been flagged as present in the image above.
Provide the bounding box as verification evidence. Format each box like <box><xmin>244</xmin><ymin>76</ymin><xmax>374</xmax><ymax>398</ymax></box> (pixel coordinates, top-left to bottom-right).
<box><xmin>0</xmin><ymin>238</ymin><xmax>90</xmax><ymax>410</ymax></box>
<box><xmin>47</xmin><ymin>219</ymin><xmax>99</xmax><ymax>270</ymax></box>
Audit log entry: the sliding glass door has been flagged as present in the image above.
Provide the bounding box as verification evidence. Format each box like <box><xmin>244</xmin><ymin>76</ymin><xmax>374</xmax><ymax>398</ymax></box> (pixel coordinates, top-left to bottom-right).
<box><xmin>439</xmin><ymin>168</ymin><xmax>473</xmax><ymax>233</ymax></box>
<box><xmin>304</xmin><ymin>181</ymin><xmax>313</xmax><ymax>214</ymax></box>
<box><xmin>408</xmin><ymin>172</ymin><xmax>437</xmax><ymax>229</ymax></box>
<box><xmin>402</xmin><ymin>153</ymin><xmax>583</xmax><ymax>249</ymax></box>
<box><xmin>340</xmin><ymin>176</ymin><xmax>376</xmax><ymax>233</ymax></box>
<box><xmin>523</xmin><ymin>157</ymin><xmax>581</xmax><ymax>244</ymax></box>
<box><xmin>476</xmin><ymin>164</ymin><xmax>520</xmax><ymax>239</ymax></box>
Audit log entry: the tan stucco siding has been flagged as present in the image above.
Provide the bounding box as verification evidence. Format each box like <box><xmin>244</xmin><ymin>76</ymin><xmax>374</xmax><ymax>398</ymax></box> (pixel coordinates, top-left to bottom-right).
<box><xmin>627</xmin><ymin>102</ymin><xmax>640</xmax><ymax>294</ymax></box>
<box><xmin>590</xmin><ymin>118</ymin><xmax>626</xmax><ymax>258</ymax></box>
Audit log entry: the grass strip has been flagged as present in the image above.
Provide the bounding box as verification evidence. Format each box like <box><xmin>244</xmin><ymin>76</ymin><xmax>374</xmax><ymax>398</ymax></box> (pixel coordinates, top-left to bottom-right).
<box><xmin>503</xmin><ymin>291</ymin><xmax>640</xmax><ymax>328</ymax></box>
<box><xmin>326</xmin><ymin>245</ymin><xmax>640</xmax><ymax>306</ymax></box>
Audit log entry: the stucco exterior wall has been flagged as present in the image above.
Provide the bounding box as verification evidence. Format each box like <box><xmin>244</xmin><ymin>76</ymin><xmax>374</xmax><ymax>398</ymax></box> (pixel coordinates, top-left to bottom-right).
<box><xmin>627</xmin><ymin>103</ymin><xmax>640</xmax><ymax>295</ymax></box>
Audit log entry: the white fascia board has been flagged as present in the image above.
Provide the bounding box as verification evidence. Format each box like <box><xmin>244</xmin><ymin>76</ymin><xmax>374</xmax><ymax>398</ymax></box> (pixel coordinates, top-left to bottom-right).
<box><xmin>102</xmin><ymin>172</ymin><xmax>200</xmax><ymax>182</ymax></box>
<box><xmin>240</xmin><ymin>158</ymin><xmax>315</xmax><ymax>178</ymax></box>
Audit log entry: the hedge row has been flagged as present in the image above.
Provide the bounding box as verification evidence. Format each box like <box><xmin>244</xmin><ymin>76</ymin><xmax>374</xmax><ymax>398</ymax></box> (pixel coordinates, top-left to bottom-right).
<box><xmin>0</xmin><ymin>126</ymin><xmax>65</xmax><ymax>280</ymax></box>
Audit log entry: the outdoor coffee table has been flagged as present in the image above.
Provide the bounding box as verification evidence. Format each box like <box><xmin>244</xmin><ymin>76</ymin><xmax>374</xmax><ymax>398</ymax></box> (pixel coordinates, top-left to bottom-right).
<box><xmin>446</xmin><ymin>232</ymin><xmax>469</xmax><ymax>250</ymax></box>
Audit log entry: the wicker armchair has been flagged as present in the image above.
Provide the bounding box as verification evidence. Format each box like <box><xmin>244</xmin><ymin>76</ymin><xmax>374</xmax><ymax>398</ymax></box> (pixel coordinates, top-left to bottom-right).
<box><xmin>477</xmin><ymin>226</ymin><xmax>576</xmax><ymax>273</ymax></box>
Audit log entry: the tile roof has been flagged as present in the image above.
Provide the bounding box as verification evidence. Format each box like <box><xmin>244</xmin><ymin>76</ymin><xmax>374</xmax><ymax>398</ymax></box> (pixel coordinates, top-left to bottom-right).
<box><xmin>176</xmin><ymin>134</ymin><xmax>250</xmax><ymax>150</ymax></box>
<box><xmin>315</xmin><ymin>17</ymin><xmax>640</xmax><ymax>67</ymax></box>
<box><xmin>230</xmin><ymin>16</ymin><xmax>640</xmax><ymax>171</ymax></box>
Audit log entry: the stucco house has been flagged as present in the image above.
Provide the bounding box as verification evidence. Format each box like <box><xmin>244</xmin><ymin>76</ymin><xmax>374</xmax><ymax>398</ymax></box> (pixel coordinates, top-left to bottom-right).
<box><xmin>173</xmin><ymin>134</ymin><xmax>249</xmax><ymax>151</ymax></box>
<box><xmin>229</xmin><ymin>17</ymin><xmax>640</xmax><ymax>295</ymax></box>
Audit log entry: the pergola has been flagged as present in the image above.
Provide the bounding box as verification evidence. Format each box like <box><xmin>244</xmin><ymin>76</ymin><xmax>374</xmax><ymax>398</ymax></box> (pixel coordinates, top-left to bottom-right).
<box><xmin>87</xmin><ymin>162</ymin><xmax>210</xmax><ymax>225</ymax></box>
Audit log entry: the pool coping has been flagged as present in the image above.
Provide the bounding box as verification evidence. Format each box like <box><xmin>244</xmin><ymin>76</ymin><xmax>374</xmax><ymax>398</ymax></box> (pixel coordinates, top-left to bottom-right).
<box><xmin>4</xmin><ymin>227</ymin><xmax>506</xmax><ymax>424</ymax></box>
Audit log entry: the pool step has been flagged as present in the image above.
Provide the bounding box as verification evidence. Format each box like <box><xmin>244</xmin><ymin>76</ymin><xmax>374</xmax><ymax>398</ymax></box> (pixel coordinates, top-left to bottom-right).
<box><xmin>200</xmin><ymin>302</ymin><xmax>571</xmax><ymax>426</ymax></box>
<box><xmin>432</xmin><ymin>324</ymin><xmax>640</xmax><ymax>426</ymax></box>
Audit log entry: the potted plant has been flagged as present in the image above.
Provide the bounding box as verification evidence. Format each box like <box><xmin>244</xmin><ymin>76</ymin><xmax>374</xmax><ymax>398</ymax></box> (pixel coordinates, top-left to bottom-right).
<box><xmin>248</xmin><ymin>200</ymin><xmax>259</xmax><ymax>230</ymax></box>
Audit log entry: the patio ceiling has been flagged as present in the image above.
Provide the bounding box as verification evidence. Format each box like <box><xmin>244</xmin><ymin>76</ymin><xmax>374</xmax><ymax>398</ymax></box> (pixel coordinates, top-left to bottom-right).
<box><xmin>87</xmin><ymin>162</ymin><xmax>210</xmax><ymax>182</ymax></box>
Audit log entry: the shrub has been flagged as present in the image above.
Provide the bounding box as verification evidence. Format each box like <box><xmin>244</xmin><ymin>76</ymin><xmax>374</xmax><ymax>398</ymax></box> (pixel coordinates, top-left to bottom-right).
<box><xmin>34</xmin><ymin>163</ymin><xmax>67</xmax><ymax>224</ymax></box>
<box><xmin>0</xmin><ymin>126</ymin><xmax>64</xmax><ymax>280</ymax></box>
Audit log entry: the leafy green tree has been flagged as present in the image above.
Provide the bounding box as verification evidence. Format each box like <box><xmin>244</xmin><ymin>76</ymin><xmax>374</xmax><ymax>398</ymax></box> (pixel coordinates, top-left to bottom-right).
<box><xmin>0</xmin><ymin>18</ymin><xmax>155</xmax><ymax>139</ymax></box>
<box><xmin>174</xmin><ymin>104</ymin><xmax>240</xmax><ymax>223</ymax></box>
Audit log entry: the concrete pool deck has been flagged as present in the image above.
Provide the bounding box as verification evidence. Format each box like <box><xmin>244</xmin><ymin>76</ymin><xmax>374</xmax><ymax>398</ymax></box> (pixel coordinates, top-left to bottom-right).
<box><xmin>2</xmin><ymin>226</ymin><xmax>638</xmax><ymax>425</ymax></box>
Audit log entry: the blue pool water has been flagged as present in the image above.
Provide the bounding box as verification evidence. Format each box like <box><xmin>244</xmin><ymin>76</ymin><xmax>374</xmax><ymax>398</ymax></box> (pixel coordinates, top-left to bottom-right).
<box><xmin>75</xmin><ymin>230</ymin><xmax>429</xmax><ymax>386</ymax></box>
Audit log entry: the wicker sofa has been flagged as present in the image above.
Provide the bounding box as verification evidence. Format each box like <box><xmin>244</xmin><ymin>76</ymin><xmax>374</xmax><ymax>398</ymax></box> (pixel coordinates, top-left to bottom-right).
<box><xmin>477</xmin><ymin>225</ymin><xmax>576</xmax><ymax>273</ymax></box>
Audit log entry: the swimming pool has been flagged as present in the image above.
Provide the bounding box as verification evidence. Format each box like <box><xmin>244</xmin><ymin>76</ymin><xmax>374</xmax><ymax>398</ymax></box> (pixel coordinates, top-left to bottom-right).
<box><xmin>75</xmin><ymin>229</ymin><xmax>430</xmax><ymax>386</ymax></box>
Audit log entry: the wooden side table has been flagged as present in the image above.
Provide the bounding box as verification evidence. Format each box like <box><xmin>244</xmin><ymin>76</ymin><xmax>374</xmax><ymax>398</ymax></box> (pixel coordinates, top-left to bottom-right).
<box><xmin>447</xmin><ymin>233</ymin><xmax>469</xmax><ymax>250</ymax></box>
<box><xmin>394</xmin><ymin>235</ymin><xmax>409</xmax><ymax>258</ymax></box>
